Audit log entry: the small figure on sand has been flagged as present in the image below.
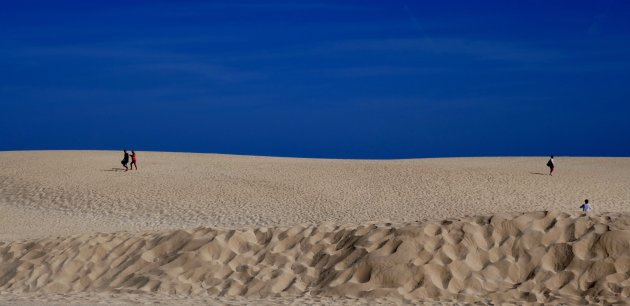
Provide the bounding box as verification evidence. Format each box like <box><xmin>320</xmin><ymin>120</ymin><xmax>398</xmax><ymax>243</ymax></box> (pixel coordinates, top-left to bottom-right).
<box><xmin>129</xmin><ymin>150</ymin><xmax>138</xmax><ymax>170</ymax></box>
<box><xmin>580</xmin><ymin>199</ymin><xmax>592</xmax><ymax>213</ymax></box>
<box><xmin>121</xmin><ymin>150</ymin><xmax>130</xmax><ymax>171</ymax></box>
<box><xmin>547</xmin><ymin>156</ymin><xmax>555</xmax><ymax>176</ymax></box>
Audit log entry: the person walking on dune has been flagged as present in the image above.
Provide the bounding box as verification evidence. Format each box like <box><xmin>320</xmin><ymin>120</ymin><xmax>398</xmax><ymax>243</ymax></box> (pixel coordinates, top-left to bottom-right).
<box><xmin>121</xmin><ymin>150</ymin><xmax>130</xmax><ymax>171</ymax></box>
<box><xmin>579</xmin><ymin>199</ymin><xmax>592</xmax><ymax>213</ymax></box>
<box><xmin>547</xmin><ymin>156</ymin><xmax>555</xmax><ymax>176</ymax></box>
<box><xmin>130</xmin><ymin>150</ymin><xmax>138</xmax><ymax>170</ymax></box>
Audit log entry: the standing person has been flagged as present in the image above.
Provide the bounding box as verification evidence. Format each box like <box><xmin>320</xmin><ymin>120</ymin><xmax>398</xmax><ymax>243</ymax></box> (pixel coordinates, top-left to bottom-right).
<box><xmin>547</xmin><ymin>156</ymin><xmax>555</xmax><ymax>176</ymax></box>
<box><xmin>121</xmin><ymin>150</ymin><xmax>130</xmax><ymax>171</ymax></box>
<box><xmin>130</xmin><ymin>150</ymin><xmax>138</xmax><ymax>170</ymax></box>
<box><xmin>579</xmin><ymin>199</ymin><xmax>592</xmax><ymax>213</ymax></box>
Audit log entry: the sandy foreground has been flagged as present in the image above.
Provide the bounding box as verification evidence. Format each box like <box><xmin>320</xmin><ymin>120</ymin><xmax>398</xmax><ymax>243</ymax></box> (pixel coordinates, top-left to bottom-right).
<box><xmin>1</xmin><ymin>151</ymin><xmax>629</xmax><ymax>305</ymax></box>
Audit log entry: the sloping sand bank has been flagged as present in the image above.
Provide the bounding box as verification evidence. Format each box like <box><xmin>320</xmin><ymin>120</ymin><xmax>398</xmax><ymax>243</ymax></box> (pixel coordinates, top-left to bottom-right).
<box><xmin>2</xmin><ymin>211</ymin><xmax>630</xmax><ymax>305</ymax></box>
<box><xmin>1</xmin><ymin>151</ymin><xmax>630</xmax><ymax>304</ymax></box>
<box><xmin>1</xmin><ymin>151</ymin><xmax>629</xmax><ymax>241</ymax></box>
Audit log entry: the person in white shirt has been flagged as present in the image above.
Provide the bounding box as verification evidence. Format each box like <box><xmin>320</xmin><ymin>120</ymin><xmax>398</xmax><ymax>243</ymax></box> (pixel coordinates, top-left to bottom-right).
<box><xmin>579</xmin><ymin>199</ymin><xmax>592</xmax><ymax>213</ymax></box>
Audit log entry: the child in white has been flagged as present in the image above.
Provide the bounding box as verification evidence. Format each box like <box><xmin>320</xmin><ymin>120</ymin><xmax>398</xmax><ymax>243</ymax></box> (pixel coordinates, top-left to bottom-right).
<box><xmin>579</xmin><ymin>199</ymin><xmax>592</xmax><ymax>213</ymax></box>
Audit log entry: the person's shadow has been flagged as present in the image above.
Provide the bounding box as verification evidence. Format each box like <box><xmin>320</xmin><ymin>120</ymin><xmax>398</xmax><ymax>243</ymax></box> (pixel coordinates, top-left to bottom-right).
<box><xmin>103</xmin><ymin>168</ymin><xmax>127</xmax><ymax>172</ymax></box>
<box><xmin>530</xmin><ymin>172</ymin><xmax>548</xmax><ymax>175</ymax></box>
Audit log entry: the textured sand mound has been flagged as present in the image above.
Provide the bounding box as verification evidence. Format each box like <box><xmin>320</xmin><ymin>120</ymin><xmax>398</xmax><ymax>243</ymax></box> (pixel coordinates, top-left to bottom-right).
<box><xmin>2</xmin><ymin>211</ymin><xmax>630</xmax><ymax>304</ymax></box>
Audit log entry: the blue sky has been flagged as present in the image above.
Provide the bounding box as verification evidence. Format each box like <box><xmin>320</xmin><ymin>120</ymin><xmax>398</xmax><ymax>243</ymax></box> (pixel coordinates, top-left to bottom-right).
<box><xmin>1</xmin><ymin>1</ymin><xmax>629</xmax><ymax>158</ymax></box>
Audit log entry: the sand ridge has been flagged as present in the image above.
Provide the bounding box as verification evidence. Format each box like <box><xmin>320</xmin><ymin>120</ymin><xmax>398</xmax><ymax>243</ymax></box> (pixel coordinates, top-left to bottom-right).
<box><xmin>1</xmin><ymin>212</ymin><xmax>630</xmax><ymax>304</ymax></box>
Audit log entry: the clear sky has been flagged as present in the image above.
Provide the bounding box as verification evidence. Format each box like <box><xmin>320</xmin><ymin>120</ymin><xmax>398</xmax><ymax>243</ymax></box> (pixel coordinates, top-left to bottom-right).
<box><xmin>1</xmin><ymin>1</ymin><xmax>629</xmax><ymax>158</ymax></box>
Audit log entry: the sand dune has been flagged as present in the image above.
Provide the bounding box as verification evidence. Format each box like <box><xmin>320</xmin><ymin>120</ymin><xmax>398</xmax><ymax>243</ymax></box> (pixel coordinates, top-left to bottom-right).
<box><xmin>1</xmin><ymin>151</ymin><xmax>629</xmax><ymax>240</ymax></box>
<box><xmin>1</xmin><ymin>151</ymin><xmax>630</xmax><ymax>304</ymax></box>
<box><xmin>2</xmin><ymin>212</ymin><xmax>630</xmax><ymax>304</ymax></box>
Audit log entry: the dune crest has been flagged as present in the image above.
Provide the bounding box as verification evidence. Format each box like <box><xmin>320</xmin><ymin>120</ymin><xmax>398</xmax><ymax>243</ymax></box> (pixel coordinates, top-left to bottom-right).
<box><xmin>2</xmin><ymin>211</ymin><xmax>630</xmax><ymax>304</ymax></box>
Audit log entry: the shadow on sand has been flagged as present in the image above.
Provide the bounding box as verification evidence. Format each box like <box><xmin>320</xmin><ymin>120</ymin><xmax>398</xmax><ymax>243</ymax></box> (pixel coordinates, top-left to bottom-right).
<box><xmin>103</xmin><ymin>168</ymin><xmax>127</xmax><ymax>172</ymax></box>
<box><xmin>530</xmin><ymin>172</ymin><xmax>548</xmax><ymax>176</ymax></box>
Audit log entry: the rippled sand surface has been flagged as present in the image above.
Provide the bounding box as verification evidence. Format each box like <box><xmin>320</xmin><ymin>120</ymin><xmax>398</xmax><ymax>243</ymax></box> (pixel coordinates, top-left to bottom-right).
<box><xmin>1</xmin><ymin>151</ymin><xmax>629</xmax><ymax>305</ymax></box>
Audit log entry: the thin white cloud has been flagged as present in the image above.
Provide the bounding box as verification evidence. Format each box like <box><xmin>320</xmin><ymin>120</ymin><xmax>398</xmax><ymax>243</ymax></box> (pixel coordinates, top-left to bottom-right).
<box><xmin>216</xmin><ymin>36</ymin><xmax>564</xmax><ymax>64</ymax></box>
<box><xmin>10</xmin><ymin>44</ymin><xmax>264</xmax><ymax>82</ymax></box>
<box><xmin>309</xmin><ymin>66</ymin><xmax>449</xmax><ymax>78</ymax></box>
<box><xmin>128</xmin><ymin>62</ymin><xmax>264</xmax><ymax>82</ymax></box>
<box><xmin>203</xmin><ymin>2</ymin><xmax>355</xmax><ymax>10</ymax></box>
<box><xmin>314</xmin><ymin>37</ymin><xmax>562</xmax><ymax>62</ymax></box>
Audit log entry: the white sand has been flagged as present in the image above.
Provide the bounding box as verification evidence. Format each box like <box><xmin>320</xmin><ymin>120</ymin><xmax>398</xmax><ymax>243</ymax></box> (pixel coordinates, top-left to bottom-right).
<box><xmin>1</xmin><ymin>151</ymin><xmax>628</xmax><ymax>240</ymax></box>
<box><xmin>1</xmin><ymin>151</ymin><xmax>629</xmax><ymax>304</ymax></box>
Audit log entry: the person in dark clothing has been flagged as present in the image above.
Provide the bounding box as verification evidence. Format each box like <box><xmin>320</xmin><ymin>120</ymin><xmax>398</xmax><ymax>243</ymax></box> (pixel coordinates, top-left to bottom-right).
<box><xmin>547</xmin><ymin>156</ymin><xmax>555</xmax><ymax>176</ymax></box>
<box><xmin>121</xmin><ymin>150</ymin><xmax>130</xmax><ymax>171</ymax></box>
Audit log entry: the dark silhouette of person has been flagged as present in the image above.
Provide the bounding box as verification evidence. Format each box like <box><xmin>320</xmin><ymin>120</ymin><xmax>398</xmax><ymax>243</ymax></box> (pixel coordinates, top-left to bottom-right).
<box><xmin>130</xmin><ymin>150</ymin><xmax>138</xmax><ymax>170</ymax></box>
<box><xmin>121</xmin><ymin>150</ymin><xmax>130</xmax><ymax>171</ymax></box>
<box><xmin>547</xmin><ymin>156</ymin><xmax>555</xmax><ymax>176</ymax></box>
